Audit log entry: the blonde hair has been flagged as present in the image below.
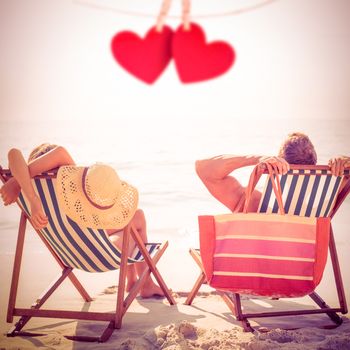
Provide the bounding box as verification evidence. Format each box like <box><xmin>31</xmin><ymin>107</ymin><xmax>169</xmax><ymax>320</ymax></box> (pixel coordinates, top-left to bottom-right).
<box><xmin>278</xmin><ymin>132</ymin><xmax>317</xmax><ymax>165</ymax></box>
<box><xmin>28</xmin><ymin>143</ymin><xmax>58</xmax><ymax>162</ymax></box>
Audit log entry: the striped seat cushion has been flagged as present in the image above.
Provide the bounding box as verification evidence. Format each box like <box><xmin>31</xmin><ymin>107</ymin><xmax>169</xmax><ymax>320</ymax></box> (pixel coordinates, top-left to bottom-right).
<box><xmin>18</xmin><ymin>176</ymin><xmax>159</xmax><ymax>272</ymax></box>
<box><xmin>258</xmin><ymin>169</ymin><xmax>349</xmax><ymax>217</ymax></box>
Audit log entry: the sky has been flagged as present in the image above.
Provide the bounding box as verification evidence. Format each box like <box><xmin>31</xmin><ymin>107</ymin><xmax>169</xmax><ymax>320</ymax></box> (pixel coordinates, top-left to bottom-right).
<box><xmin>0</xmin><ymin>0</ymin><xmax>349</xmax><ymax>249</ymax></box>
<box><xmin>0</xmin><ymin>0</ymin><xmax>350</xmax><ymax>124</ymax></box>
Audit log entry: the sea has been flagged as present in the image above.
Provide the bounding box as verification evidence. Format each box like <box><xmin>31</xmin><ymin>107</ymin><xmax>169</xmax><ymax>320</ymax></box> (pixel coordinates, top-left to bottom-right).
<box><xmin>0</xmin><ymin>117</ymin><xmax>349</xmax><ymax>249</ymax></box>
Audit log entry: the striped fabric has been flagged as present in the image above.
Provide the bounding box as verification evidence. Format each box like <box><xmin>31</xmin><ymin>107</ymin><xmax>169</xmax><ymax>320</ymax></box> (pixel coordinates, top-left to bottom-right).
<box><xmin>258</xmin><ymin>169</ymin><xmax>349</xmax><ymax>217</ymax></box>
<box><xmin>209</xmin><ymin>213</ymin><xmax>329</xmax><ymax>297</ymax></box>
<box><xmin>199</xmin><ymin>167</ymin><xmax>347</xmax><ymax>296</ymax></box>
<box><xmin>18</xmin><ymin>177</ymin><xmax>159</xmax><ymax>272</ymax></box>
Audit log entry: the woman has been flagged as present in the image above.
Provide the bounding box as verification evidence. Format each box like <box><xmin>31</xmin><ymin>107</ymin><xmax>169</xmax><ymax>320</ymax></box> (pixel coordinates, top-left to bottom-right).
<box><xmin>0</xmin><ymin>144</ymin><xmax>164</xmax><ymax>298</ymax></box>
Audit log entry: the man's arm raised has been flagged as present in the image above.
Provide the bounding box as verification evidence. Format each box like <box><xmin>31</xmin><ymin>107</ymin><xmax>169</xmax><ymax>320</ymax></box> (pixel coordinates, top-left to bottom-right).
<box><xmin>328</xmin><ymin>156</ymin><xmax>350</xmax><ymax>177</ymax></box>
<box><xmin>195</xmin><ymin>155</ymin><xmax>289</xmax><ymax>212</ymax></box>
<box><xmin>195</xmin><ymin>155</ymin><xmax>261</xmax><ymax>212</ymax></box>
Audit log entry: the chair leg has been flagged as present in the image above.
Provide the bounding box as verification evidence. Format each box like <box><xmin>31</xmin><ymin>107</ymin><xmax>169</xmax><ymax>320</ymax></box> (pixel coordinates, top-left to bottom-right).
<box><xmin>185</xmin><ymin>249</ymin><xmax>254</xmax><ymax>331</ymax></box>
<box><xmin>184</xmin><ymin>272</ymin><xmax>206</xmax><ymax>305</ymax></box>
<box><xmin>115</xmin><ymin>224</ymin><xmax>176</xmax><ymax>329</ymax></box>
<box><xmin>307</xmin><ymin>224</ymin><xmax>346</xmax><ymax>326</ymax></box>
<box><xmin>189</xmin><ymin>248</ymin><xmax>205</xmax><ymax>270</ymax></box>
<box><xmin>66</xmin><ymin>272</ymin><xmax>93</xmax><ymax>302</ymax></box>
<box><xmin>115</xmin><ymin>226</ymin><xmax>130</xmax><ymax>329</ymax></box>
<box><xmin>231</xmin><ymin>293</ymin><xmax>254</xmax><ymax>332</ymax></box>
<box><xmin>328</xmin><ymin>225</ymin><xmax>347</xmax><ymax>313</ymax></box>
<box><xmin>130</xmin><ymin>225</ymin><xmax>176</xmax><ymax>305</ymax></box>
<box><xmin>218</xmin><ymin>291</ymin><xmax>237</xmax><ymax>315</ymax></box>
<box><xmin>7</xmin><ymin>223</ymin><xmax>174</xmax><ymax>342</ymax></box>
<box><xmin>7</xmin><ymin>213</ymin><xmax>92</xmax><ymax>321</ymax></box>
<box><xmin>122</xmin><ymin>241</ymin><xmax>176</xmax><ymax>315</ymax></box>
<box><xmin>144</xmin><ymin>241</ymin><xmax>176</xmax><ymax>305</ymax></box>
<box><xmin>184</xmin><ymin>248</ymin><xmax>208</xmax><ymax>305</ymax></box>
<box><xmin>309</xmin><ymin>292</ymin><xmax>343</xmax><ymax>325</ymax></box>
<box><xmin>7</xmin><ymin>267</ymin><xmax>73</xmax><ymax>336</ymax></box>
<box><xmin>7</xmin><ymin>213</ymin><xmax>27</xmax><ymax>323</ymax></box>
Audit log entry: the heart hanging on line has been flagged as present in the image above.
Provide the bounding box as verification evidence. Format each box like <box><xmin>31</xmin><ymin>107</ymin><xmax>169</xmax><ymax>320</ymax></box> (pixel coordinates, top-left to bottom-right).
<box><xmin>111</xmin><ymin>25</ymin><xmax>173</xmax><ymax>84</ymax></box>
<box><xmin>172</xmin><ymin>22</ymin><xmax>236</xmax><ymax>83</ymax></box>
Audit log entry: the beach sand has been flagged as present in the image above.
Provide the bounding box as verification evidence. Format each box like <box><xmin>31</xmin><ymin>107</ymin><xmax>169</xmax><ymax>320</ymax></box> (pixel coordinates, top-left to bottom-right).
<box><xmin>1</xmin><ymin>203</ymin><xmax>350</xmax><ymax>349</ymax></box>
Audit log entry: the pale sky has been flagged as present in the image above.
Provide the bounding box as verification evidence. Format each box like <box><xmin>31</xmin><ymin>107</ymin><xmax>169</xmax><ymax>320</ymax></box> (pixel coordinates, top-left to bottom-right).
<box><xmin>0</xmin><ymin>0</ymin><xmax>350</xmax><ymax>123</ymax></box>
<box><xmin>0</xmin><ymin>0</ymin><xmax>349</xmax><ymax>237</ymax></box>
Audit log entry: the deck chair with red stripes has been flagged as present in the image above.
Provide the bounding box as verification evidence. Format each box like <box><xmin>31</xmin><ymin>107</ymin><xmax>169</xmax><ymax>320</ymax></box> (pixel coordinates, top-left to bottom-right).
<box><xmin>185</xmin><ymin>165</ymin><xmax>350</xmax><ymax>331</ymax></box>
<box><xmin>0</xmin><ymin>167</ymin><xmax>176</xmax><ymax>342</ymax></box>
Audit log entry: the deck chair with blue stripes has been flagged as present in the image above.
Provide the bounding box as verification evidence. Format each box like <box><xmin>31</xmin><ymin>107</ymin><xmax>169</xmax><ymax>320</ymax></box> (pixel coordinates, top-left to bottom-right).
<box><xmin>0</xmin><ymin>167</ymin><xmax>176</xmax><ymax>342</ymax></box>
<box><xmin>185</xmin><ymin>165</ymin><xmax>350</xmax><ymax>331</ymax></box>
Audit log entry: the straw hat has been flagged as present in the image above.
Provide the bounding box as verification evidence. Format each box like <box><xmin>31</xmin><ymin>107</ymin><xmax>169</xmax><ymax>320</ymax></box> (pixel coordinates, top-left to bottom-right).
<box><xmin>56</xmin><ymin>164</ymin><xmax>138</xmax><ymax>229</ymax></box>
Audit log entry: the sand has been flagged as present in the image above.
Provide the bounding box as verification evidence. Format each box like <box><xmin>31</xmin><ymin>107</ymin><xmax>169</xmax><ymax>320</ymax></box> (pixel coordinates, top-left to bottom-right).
<box><xmin>0</xmin><ymin>289</ymin><xmax>349</xmax><ymax>349</ymax></box>
<box><xmin>0</xmin><ymin>203</ymin><xmax>350</xmax><ymax>349</ymax></box>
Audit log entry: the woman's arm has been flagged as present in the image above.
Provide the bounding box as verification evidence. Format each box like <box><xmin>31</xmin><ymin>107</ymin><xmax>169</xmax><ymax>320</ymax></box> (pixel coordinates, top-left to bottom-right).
<box><xmin>0</xmin><ymin>146</ymin><xmax>75</xmax><ymax>229</ymax></box>
<box><xmin>27</xmin><ymin>146</ymin><xmax>75</xmax><ymax>177</ymax></box>
<box><xmin>5</xmin><ymin>148</ymin><xmax>48</xmax><ymax>229</ymax></box>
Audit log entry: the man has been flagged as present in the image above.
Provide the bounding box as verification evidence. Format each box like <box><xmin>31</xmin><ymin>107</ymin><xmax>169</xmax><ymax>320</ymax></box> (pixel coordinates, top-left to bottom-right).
<box><xmin>195</xmin><ymin>132</ymin><xmax>350</xmax><ymax>213</ymax></box>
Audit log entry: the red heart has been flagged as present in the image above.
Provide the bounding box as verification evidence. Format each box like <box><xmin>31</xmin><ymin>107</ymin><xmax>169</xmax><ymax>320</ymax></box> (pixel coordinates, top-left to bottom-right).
<box><xmin>172</xmin><ymin>23</ymin><xmax>235</xmax><ymax>83</ymax></box>
<box><xmin>111</xmin><ymin>26</ymin><xmax>173</xmax><ymax>84</ymax></box>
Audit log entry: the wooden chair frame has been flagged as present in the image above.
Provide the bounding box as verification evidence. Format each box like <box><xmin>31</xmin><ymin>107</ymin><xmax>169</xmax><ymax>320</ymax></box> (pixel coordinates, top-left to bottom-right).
<box><xmin>0</xmin><ymin>168</ymin><xmax>176</xmax><ymax>342</ymax></box>
<box><xmin>185</xmin><ymin>165</ymin><xmax>350</xmax><ymax>331</ymax></box>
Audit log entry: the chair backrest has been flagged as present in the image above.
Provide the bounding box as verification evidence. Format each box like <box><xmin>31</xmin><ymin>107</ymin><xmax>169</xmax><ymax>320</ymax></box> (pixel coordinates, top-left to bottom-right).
<box><xmin>0</xmin><ymin>169</ymin><xmax>142</xmax><ymax>273</ymax></box>
<box><xmin>258</xmin><ymin>165</ymin><xmax>350</xmax><ymax>218</ymax></box>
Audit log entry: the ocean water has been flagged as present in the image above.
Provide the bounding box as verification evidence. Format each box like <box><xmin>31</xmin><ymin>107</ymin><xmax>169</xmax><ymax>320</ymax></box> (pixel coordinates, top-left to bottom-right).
<box><xmin>0</xmin><ymin>117</ymin><xmax>349</xmax><ymax>247</ymax></box>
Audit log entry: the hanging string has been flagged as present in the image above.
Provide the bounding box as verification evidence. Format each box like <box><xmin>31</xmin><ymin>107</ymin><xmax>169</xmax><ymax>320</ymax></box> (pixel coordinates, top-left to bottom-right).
<box><xmin>73</xmin><ymin>0</ymin><xmax>279</xmax><ymax>19</ymax></box>
<box><xmin>156</xmin><ymin>0</ymin><xmax>172</xmax><ymax>31</ymax></box>
<box><xmin>181</xmin><ymin>0</ymin><xmax>191</xmax><ymax>30</ymax></box>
